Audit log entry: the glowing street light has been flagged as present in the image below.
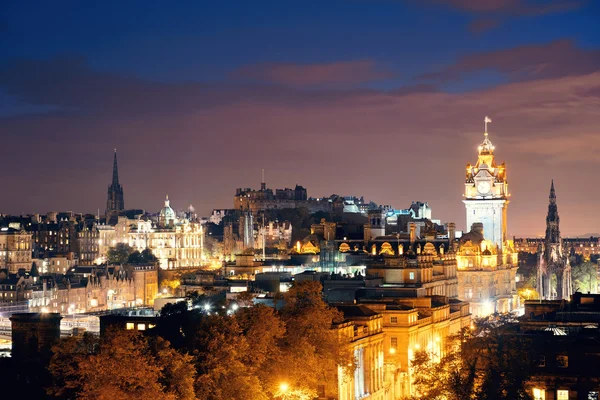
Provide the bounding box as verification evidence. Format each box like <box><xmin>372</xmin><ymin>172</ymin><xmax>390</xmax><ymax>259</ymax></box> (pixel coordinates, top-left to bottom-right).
<box><xmin>279</xmin><ymin>382</ymin><xmax>289</xmax><ymax>393</ymax></box>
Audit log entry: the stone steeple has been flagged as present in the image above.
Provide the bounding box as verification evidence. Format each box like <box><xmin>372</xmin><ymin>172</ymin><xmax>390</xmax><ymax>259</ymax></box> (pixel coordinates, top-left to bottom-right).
<box><xmin>545</xmin><ymin>179</ymin><xmax>560</xmax><ymax>244</ymax></box>
<box><xmin>537</xmin><ymin>180</ymin><xmax>572</xmax><ymax>300</ymax></box>
<box><xmin>106</xmin><ymin>149</ymin><xmax>125</xmax><ymax>219</ymax></box>
<box><xmin>112</xmin><ymin>149</ymin><xmax>120</xmax><ymax>187</ymax></box>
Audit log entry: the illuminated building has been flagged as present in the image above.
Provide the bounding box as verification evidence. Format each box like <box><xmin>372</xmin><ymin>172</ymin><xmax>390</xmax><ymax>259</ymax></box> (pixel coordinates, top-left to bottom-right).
<box><xmin>456</xmin><ymin>118</ymin><xmax>518</xmax><ymax>317</ymax></box>
<box><xmin>336</xmin><ymin>305</ymin><xmax>386</xmax><ymax>400</ymax></box>
<box><xmin>126</xmin><ymin>197</ymin><xmax>203</xmax><ymax>269</ymax></box>
<box><xmin>78</xmin><ymin>224</ymin><xmax>99</xmax><ymax>265</ymax></box>
<box><xmin>0</xmin><ymin>272</ymin><xmax>34</xmax><ymax>303</ymax></box>
<box><xmin>256</xmin><ymin>220</ymin><xmax>292</xmax><ymax>250</ymax></box>
<box><xmin>234</xmin><ymin>177</ymin><xmax>328</xmax><ymax>214</ymax></box>
<box><xmin>514</xmin><ymin>236</ymin><xmax>600</xmax><ymax>259</ymax></box>
<box><xmin>365</xmin><ymin>243</ymin><xmax>459</xmax><ymax>298</ymax></box>
<box><xmin>358</xmin><ymin>297</ymin><xmax>471</xmax><ymax>398</ymax></box>
<box><xmin>97</xmin><ymin>223</ymin><xmax>117</xmax><ymax>261</ymax></box>
<box><xmin>123</xmin><ymin>264</ymin><xmax>159</xmax><ymax>306</ymax></box>
<box><xmin>0</xmin><ymin>227</ymin><xmax>32</xmax><ymax>273</ymax></box>
<box><xmin>28</xmin><ymin>265</ymin><xmax>155</xmax><ymax>313</ymax></box>
<box><xmin>463</xmin><ymin>117</ymin><xmax>509</xmax><ymax>250</ymax></box>
<box><xmin>455</xmin><ymin>223</ymin><xmax>518</xmax><ymax>316</ymax></box>
<box><xmin>90</xmin><ymin>196</ymin><xmax>204</xmax><ymax>269</ymax></box>
<box><xmin>537</xmin><ymin>181</ymin><xmax>572</xmax><ymax>300</ymax></box>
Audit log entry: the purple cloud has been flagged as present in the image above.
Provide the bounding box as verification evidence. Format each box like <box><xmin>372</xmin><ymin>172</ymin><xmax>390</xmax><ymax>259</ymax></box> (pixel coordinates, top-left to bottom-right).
<box><xmin>420</xmin><ymin>40</ymin><xmax>600</xmax><ymax>82</ymax></box>
<box><xmin>427</xmin><ymin>0</ymin><xmax>584</xmax><ymax>15</ymax></box>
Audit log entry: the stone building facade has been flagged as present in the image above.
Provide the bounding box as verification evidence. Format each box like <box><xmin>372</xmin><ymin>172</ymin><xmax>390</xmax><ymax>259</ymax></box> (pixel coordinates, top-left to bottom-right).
<box><xmin>0</xmin><ymin>227</ymin><xmax>32</xmax><ymax>273</ymax></box>
<box><xmin>28</xmin><ymin>268</ymin><xmax>145</xmax><ymax>314</ymax></box>
<box><xmin>336</xmin><ymin>305</ymin><xmax>386</xmax><ymax>400</ymax></box>
<box><xmin>78</xmin><ymin>224</ymin><xmax>99</xmax><ymax>265</ymax></box>
<box><xmin>359</xmin><ymin>297</ymin><xmax>471</xmax><ymax>399</ymax></box>
<box><xmin>455</xmin><ymin>223</ymin><xmax>518</xmax><ymax>317</ymax></box>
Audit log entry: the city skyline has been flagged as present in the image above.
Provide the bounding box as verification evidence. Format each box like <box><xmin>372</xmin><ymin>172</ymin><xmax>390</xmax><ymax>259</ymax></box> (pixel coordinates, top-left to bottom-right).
<box><xmin>1</xmin><ymin>1</ymin><xmax>599</xmax><ymax>237</ymax></box>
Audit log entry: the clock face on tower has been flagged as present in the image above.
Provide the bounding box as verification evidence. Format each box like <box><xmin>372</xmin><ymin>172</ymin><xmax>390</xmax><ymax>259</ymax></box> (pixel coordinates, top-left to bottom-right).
<box><xmin>477</xmin><ymin>181</ymin><xmax>491</xmax><ymax>194</ymax></box>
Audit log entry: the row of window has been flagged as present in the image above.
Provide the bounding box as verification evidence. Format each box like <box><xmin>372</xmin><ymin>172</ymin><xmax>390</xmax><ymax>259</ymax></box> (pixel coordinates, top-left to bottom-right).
<box><xmin>125</xmin><ymin>322</ymin><xmax>156</xmax><ymax>331</ymax></box>
<box><xmin>537</xmin><ymin>355</ymin><xmax>568</xmax><ymax>368</ymax></box>
<box><xmin>533</xmin><ymin>388</ymin><xmax>598</xmax><ymax>400</ymax></box>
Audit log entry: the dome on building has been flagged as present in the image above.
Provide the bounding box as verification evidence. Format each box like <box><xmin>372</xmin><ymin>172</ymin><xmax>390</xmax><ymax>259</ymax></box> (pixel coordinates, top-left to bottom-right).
<box><xmin>300</xmin><ymin>234</ymin><xmax>321</xmax><ymax>254</ymax></box>
<box><xmin>160</xmin><ymin>195</ymin><xmax>176</xmax><ymax>225</ymax></box>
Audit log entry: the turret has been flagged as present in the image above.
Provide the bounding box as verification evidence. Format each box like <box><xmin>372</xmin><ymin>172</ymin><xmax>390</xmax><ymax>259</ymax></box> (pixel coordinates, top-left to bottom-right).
<box><xmin>364</xmin><ymin>209</ymin><xmax>386</xmax><ymax>241</ymax></box>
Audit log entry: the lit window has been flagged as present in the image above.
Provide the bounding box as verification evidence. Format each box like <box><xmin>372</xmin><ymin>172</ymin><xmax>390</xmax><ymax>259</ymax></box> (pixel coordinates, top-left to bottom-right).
<box><xmin>536</xmin><ymin>356</ymin><xmax>546</xmax><ymax>367</ymax></box>
<box><xmin>137</xmin><ymin>323</ymin><xmax>146</xmax><ymax>331</ymax></box>
<box><xmin>409</xmin><ymin>272</ymin><xmax>415</xmax><ymax>280</ymax></box>
<box><xmin>148</xmin><ymin>324</ymin><xmax>156</xmax><ymax>329</ymax></box>
<box><xmin>533</xmin><ymin>388</ymin><xmax>545</xmax><ymax>400</ymax></box>
<box><xmin>556</xmin><ymin>355</ymin><xmax>568</xmax><ymax>368</ymax></box>
<box><xmin>557</xmin><ymin>390</ymin><xmax>568</xmax><ymax>400</ymax></box>
<box><xmin>126</xmin><ymin>323</ymin><xmax>134</xmax><ymax>330</ymax></box>
<box><xmin>390</xmin><ymin>317</ymin><xmax>398</xmax><ymax>324</ymax></box>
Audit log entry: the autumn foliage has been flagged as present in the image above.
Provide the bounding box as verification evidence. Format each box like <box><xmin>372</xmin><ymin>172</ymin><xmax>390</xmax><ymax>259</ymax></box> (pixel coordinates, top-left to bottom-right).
<box><xmin>47</xmin><ymin>281</ymin><xmax>353</xmax><ymax>400</ymax></box>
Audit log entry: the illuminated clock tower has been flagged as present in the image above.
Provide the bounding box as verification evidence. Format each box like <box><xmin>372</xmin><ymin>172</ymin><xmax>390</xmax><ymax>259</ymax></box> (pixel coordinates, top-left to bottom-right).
<box><xmin>463</xmin><ymin>117</ymin><xmax>509</xmax><ymax>250</ymax></box>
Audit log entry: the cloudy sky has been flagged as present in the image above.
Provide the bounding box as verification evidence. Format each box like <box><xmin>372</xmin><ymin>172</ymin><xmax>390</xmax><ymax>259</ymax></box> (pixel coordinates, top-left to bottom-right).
<box><xmin>1</xmin><ymin>0</ymin><xmax>599</xmax><ymax>236</ymax></box>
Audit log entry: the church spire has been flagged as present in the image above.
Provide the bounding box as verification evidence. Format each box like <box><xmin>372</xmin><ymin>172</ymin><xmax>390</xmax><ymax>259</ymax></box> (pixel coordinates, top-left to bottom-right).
<box><xmin>112</xmin><ymin>149</ymin><xmax>120</xmax><ymax>186</ymax></box>
<box><xmin>545</xmin><ymin>180</ymin><xmax>560</xmax><ymax>244</ymax></box>
<box><xmin>106</xmin><ymin>149</ymin><xmax>125</xmax><ymax>219</ymax></box>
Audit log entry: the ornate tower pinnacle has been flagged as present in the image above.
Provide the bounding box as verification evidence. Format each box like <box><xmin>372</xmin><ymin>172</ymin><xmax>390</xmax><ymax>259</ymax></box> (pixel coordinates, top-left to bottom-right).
<box><xmin>478</xmin><ymin>116</ymin><xmax>495</xmax><ymax>155</ymax></box>
<box><xmin>545</xmin><ymin>180</ymin><xmax>560</xmax><ymax>244</ymax></box>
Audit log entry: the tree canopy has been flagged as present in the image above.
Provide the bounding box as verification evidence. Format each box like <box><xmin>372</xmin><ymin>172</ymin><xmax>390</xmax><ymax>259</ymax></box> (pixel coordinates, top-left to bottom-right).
<box><xmin>128</xmin><ymin>248</ymin><xmax>158</xmax><ymax>265</ymax></box>
<box><xmin>48</xmin><ymin>281</ymin><xmax>354</xmax><ymax>400</ymax></box>
<box><xmin>572</xmin><ymin>261</ymin><xmax>598</xmax><ymax>294</ymax></box>
<box><xmin>409</xmin><ymin>315</ymin><xmax>537</xmax><ymax>400</ymax></box>
<box><xmin>107</xmin><ymin>243</ymin><xmax>133</xmax><ymax>265</ymax></box>
<box><xmin>48</xmin><ymin>328</ymin><xmax>195</xmax><ymax>400</ymax></box>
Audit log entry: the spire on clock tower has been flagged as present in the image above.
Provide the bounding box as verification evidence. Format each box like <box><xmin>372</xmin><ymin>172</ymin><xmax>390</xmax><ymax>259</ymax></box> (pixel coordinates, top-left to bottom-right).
<box><xmin>478</xmin><ymin>116</ymin><xmax>495</xmax><ymax>155</ymax></box>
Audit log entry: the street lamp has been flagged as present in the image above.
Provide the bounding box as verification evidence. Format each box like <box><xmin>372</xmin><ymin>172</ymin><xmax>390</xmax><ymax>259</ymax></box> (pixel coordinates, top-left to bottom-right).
<box><xmin>278</xmin><ymin>382</ymin><xmax>289</xmax><ymax>399</ymax></box>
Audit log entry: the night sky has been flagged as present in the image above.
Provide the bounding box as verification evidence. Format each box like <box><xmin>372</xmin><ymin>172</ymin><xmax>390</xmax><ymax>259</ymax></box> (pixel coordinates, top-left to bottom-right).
<box><xmin>1</xmin><ymin>1</ymin><xmax>599</xmax><ymax>237</ymax></box>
